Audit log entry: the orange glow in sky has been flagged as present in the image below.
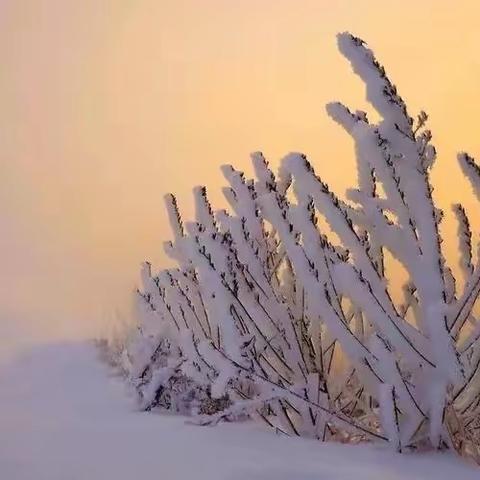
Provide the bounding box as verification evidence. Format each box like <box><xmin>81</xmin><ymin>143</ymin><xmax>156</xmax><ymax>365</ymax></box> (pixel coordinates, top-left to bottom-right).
<box><xmin>2</xmin><ymin>1</ymin><xmax>480</xmax><ymax>353</ymax></box>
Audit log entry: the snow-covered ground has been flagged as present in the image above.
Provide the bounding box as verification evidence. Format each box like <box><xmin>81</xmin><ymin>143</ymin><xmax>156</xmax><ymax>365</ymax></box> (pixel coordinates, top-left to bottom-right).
<box><xmin>0</xmin><ymin>342</ymin><xmax>478</xmax><ymax>480</ymax></box>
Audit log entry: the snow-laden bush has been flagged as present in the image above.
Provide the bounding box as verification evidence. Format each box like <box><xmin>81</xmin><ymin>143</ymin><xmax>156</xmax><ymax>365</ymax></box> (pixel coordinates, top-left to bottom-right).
<box><xmin>126</xmin><ymin>33</ymin><xmax>480</xmax><ymax>461</ymax></box>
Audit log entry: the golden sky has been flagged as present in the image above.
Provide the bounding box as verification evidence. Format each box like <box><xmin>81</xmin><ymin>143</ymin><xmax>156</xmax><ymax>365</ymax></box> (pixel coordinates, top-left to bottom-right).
<box><xmin>1</xmin><ymin>0</ymin><xmax>480</xmax><ymax>351</ymax></box>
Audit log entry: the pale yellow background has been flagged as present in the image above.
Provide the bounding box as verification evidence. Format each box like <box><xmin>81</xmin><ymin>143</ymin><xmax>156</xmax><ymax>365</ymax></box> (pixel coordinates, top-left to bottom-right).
<box><xmin>1</xmin><ymin>0</ymin><xmax>479</xmax><ymax>356</ymax></box>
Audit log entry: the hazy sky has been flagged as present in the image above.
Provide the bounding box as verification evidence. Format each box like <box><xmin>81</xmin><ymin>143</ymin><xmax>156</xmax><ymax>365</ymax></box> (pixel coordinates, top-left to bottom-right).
<box><xmin>2</xmin><ymin>0</ymin><xmax>480</xmax><ymax>353</ymax></box>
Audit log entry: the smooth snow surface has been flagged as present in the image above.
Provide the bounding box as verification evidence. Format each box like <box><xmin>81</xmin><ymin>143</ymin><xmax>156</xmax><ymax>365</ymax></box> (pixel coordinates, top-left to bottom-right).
<box><xmin>0</xmin><ymin>343</ymin><xmax>478</xmax><ymax>480</ymax></box>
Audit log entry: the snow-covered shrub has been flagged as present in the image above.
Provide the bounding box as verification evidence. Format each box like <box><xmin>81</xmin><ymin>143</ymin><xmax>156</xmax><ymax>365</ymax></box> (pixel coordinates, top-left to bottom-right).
<box><xmin>96</xmin><ymin>312</ymin><xmax>138</xmax><ymax>377</ymax></box>
<box><xmin>128</xmin><ymin>33</ymin><xmax>480</xmax><ymax>461</ymax></box>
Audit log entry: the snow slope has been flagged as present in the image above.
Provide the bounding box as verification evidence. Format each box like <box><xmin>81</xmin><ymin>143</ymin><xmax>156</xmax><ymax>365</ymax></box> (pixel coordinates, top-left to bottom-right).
<box><xmin>0</xmin><ymin>342</ymin><xmax>478</xmax><ymax>480</ymax></box>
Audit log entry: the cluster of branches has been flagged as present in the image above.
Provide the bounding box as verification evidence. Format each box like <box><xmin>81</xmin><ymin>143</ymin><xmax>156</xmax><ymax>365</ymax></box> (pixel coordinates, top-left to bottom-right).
<box><xmin>124</xmin><ymin>33</ymin><xmax>480</xmax><ymax>461</ymax></box>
